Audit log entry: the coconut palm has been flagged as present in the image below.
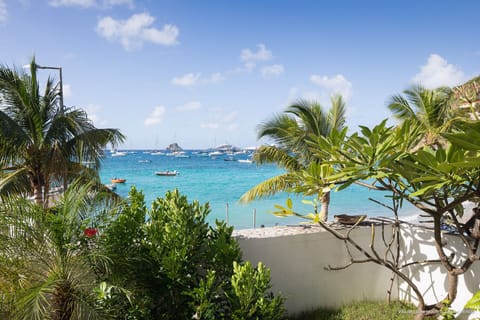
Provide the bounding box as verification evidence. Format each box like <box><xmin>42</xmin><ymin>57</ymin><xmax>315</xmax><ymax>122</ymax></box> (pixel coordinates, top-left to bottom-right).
<box><xmin>0</xmin><ymin>180</ymin><xmax>115</xmax><ymax>320</ymax></box>
<box><xmin>240</xmin><ymin>95</ymin><xmax>347</xmax><ymax>222</ymax></box>
<box><xmin>387</xmin><ymin>85</ymin><xmax>456</xmax><ymax>150</ymax></box>
<box><xmin>0</xmin><ymin>57</ymin><xmax>125</xmax><ymax>207</ymax></box>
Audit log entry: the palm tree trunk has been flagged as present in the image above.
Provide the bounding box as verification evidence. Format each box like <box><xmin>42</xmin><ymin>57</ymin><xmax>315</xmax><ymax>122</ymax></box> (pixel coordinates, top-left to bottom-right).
<box><xmin>319</xmin><ymin>191</ymin><xmax>330</xmax><ymax>222</ymax></box>
<box><xmin>52</xmin><ymin>282</ymin><xmax>74</xmax><ymax>320</ymax></box>
<box><xmin>33</xmin><ymin>183</ymin><xmax>43</xmax><ymax>205</ymax></box>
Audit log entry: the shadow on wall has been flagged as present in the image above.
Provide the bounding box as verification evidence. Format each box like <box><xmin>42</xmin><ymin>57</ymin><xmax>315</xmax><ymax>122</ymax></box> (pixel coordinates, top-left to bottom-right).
<box><xmin>236</xmin><ymin>225</ymin><xmax>398</xmax><ymax>315</ymax></box>
<box><xmin>236</xmin><ymin>223</ymin><xmax>480</xmax><ymax>317</ymax></box>
<box><xmin>398</xmin><ymin>223</ymin><xmax>480</xmax><ymax>318</ymax></box>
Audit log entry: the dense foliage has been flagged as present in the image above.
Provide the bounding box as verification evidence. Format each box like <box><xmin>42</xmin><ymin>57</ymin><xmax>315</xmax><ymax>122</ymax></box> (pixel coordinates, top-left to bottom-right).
<box><xmin>248</xmin><ymin>83</ymin><xmax>480</xmax><ymax>319</ymax></box>
<box><xmin>0</xmin><ymin>186</ymin><xmax>285</xmax><ymax>319</ymax></box>
<box><xmin>0</xmin><ymin>57</ymin><xmax>124</xmax><ymax>207</ymax></box>
<box><xmin>99</xmin><ymin>187</ymin><xmax>284</xmax><ymax>319</ymax></box>
<box><xmin>0</xmin><ymin>181</ymin><xmax>114</xmax><ymax>320</ymax></box>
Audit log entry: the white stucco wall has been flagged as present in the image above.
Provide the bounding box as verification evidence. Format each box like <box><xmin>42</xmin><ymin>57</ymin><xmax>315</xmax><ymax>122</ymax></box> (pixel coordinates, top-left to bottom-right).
<box><xmin>235</xmin><ymin>223</ymin><xmax>480</xmax><ymax>318</ymax></box>
<box><xmin>235</xmin><ymin>225</ymin><xmax>398</xmax><ymax>315</ymax></box>
<box><xmin>398</xmin><ymin>224</ymin><xmax>480</xmax><ymax>320</ymax></box>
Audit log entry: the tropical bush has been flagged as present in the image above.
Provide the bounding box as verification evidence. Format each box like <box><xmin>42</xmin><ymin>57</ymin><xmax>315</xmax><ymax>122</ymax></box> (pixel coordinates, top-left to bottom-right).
<box><xmin>0</xmin><ymin>185</ymin><xmax>285</xmax><ymax>319</ymax></box>
<box><xmin>99</xmin><ymin>187</ymin><xmax>285</xmax><ymax>319</ymax></box>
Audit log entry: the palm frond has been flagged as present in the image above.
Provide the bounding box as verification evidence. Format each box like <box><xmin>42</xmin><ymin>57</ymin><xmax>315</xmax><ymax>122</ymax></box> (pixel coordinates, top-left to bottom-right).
<box><xmin>286</xmin><ymin>99</ymin><xmax>326</xmax><ymax>135</ymax></box>
<box><xmin>253</xmin><ymin>145</ymin><xmax>302</xmax><ymax>171</ymax></box>
<box><xmin>0</xmin><ymin>181</ymin><xmax>115</xmax><ymax>319</ymax></box>
<box><xmin>257</xmin><ymin>114</ymin><xmax>298</xmax><ymax>145</ymax></box>
<box><xmin>239</xmin><ymin>173</ymin><xmax>297</xmax><ymax>203</ymax></box>
<box><xmin>0</xmin><ymin>167</ymin><xmax>30</xmax><ymax>199</ymax></box>
<box><xmin>387</xmin><ymin>94</ymin><xmax>416</xmax><ymax>120</ymax></box>
<box><xmin>327</xmin><ymin>94</ymin><xmax>347</xmax><ymax>132</ymax></box>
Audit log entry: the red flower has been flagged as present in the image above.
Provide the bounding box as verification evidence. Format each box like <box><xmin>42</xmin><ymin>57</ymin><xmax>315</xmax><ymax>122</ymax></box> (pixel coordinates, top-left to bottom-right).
<box><xmin>84</xmin><ymin>227</ymin><xmax>98</xmax><ymax>237</ymax></box>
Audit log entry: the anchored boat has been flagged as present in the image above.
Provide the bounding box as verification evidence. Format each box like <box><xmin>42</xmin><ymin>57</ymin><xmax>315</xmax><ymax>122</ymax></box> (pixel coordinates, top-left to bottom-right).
<box><xmin>155</xmin><ymin>170</ymin><xmax>178</xmax><ymax>176</ymax></box>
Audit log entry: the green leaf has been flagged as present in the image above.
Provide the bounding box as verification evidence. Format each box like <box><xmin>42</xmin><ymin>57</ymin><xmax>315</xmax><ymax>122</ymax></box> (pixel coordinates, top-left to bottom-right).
<box><xmin>450</xmin><ymin>158</ymin><xmax>480</xmax><ymax>168</ymax></box>
<box><xmin>465</xmin><ymin>291</ymin><xmax>480</xmax><ymax>311</ymax></box>
<box><xmin>304</xmin><ymin>213</ymin><xmax>316</xmax><ymax>220</ymax></box>
<box><xmin>286</xmin><ymin>198</ymin><xmax>293</xmax><ymax>209</ymax></box>
<box><xmin>416</xmin><ymin>150</ymin><xmax>437</xmax><ymax>167</ymax></box>
<box><xmin>444</xmin><ymin>133</ymin><xmax>480</xmax><ymax>151</ymax></box>
<box><xmin>409</xmin><ymin>181</ymin><xmax>448</xmax><ymax>197</ymax></box>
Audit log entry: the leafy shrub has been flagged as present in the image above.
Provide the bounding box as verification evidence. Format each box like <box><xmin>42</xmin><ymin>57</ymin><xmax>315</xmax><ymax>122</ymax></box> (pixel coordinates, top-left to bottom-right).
<box><xmin>100</xmin><ymin>187</ymin><xmax>285</xmax><ymax>319</ymax></box>
<box><xmin>229</xmin><ymin>261</ymin><xmax>285</xmax><ymax>320</ymax></box>
<box><xmin>190</xmin><ymin>261</ymin><xmax>285</xmax><ymax>320</ymax></box>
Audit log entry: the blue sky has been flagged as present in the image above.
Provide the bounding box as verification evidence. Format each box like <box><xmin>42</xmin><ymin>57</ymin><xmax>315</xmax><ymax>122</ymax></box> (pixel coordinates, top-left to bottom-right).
<box><xmin>1</xmin><ymin>0</ymin><xmax>479</xmax><ymax>149</ymax></box>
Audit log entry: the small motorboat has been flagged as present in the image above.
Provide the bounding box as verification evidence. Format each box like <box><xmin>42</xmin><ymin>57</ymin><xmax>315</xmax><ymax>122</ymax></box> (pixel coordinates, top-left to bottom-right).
<box><xmin>111</xmin><ymin>151</ymin><xmax>128</xmax><ymax>157</ymax></box>
<box><xmin>111</xmin><ymin>178</ymin><xmax>126</xmax><ymax>183</ymax></box>
<box><xmin>155</xmin><ymin>170</ymin><xmax>178</xmax><ymax>176</ymax></box>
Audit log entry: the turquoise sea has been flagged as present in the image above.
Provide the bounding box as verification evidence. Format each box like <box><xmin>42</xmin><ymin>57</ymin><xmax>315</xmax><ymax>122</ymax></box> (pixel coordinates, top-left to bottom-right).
<box><xmin>99</xmin><ymin>150</ymin><xmax>418</xmax><ymax>229</ymax></box>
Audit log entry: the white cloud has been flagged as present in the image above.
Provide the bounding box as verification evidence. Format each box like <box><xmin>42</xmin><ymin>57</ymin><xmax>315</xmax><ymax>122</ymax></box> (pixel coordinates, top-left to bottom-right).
<box><xmin>144</xmin><ymin>106</ymin><xmax>166</xmax><ymax>126</ymax></box>
<box><xmin>240</xmin><ymin>44</ymin><xmax>273</xmax><ymax>71</ymax></box>
<box><xmin>0</xmin><ymin>0</ymin><xmax>7</xmax><ymax>23</ymax></box>
<box><xmin>310</xmin><ymin>74</ymin><xmax>352</xmax><ymax>101</ymax></box>
<box><xmin>171</xmin><ymin>72</ymin><xmax>224</xmax><ymax>86</ymax></box>
<box><xmin>261</xmin><ymin>64</ymin><xmax>284</xmax><ymax>77</ymax></box>
<box><xmin>96</xmin><ymin>13</ymin><xmax>179</xmax><ymax>50</ymax></box>
<box><xmin>412</xmin><ymin>54</ymin><xmax>465</xmax><ymax>88</ymax></box>
<box><xmin>142</xmin><ymin>24</ymin><xmax>179</xmax><ymax>45</ymax></box>
<box><xmin>171</xmin><ymin>73</ymin><xmax>201</xmax><ymax>86</ymax></box>
<box><xmin>177</xmin><ymin>101</ymin><xmax>202</xmax><ymax>111</ymax></box>
<box><xmin>49</xmin><ymin>0</ymin><xmax>133</xmax><ymax>8</ymax></box>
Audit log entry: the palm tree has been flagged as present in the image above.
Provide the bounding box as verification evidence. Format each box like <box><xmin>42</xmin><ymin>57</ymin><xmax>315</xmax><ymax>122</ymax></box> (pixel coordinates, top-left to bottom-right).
<box><xmin>387</xmin><ymin>85</ymin><xmax>456</xmax><ymax>150</ymax></box>
<box><xmin>240</xmin><ymin>95</ymin><xmax>347</xmax><ymax>222</ymax></box>
<box><xmin>0</xmin><ymin>180</ymin><xmax>115</xmax><ymax>319</ymax></box>
<box><xmin>0</xmin><ymin>57</ymin><xmax>125</xmax><ymax>207</ymax></box>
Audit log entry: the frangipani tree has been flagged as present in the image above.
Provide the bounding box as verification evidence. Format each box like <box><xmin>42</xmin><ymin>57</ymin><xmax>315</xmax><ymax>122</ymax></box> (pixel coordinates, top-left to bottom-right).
<box><xmin>306</xmin><ymin>119</ymin><xmax>480</xmax><ymax>319</ymax></box>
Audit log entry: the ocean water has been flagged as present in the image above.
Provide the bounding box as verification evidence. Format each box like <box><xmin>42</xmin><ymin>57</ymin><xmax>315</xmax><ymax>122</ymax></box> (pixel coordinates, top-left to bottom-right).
<box><xmin>99</xmin><ymin>150</ymin><xmax>418</xmax><ymax>229</ymax></box>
